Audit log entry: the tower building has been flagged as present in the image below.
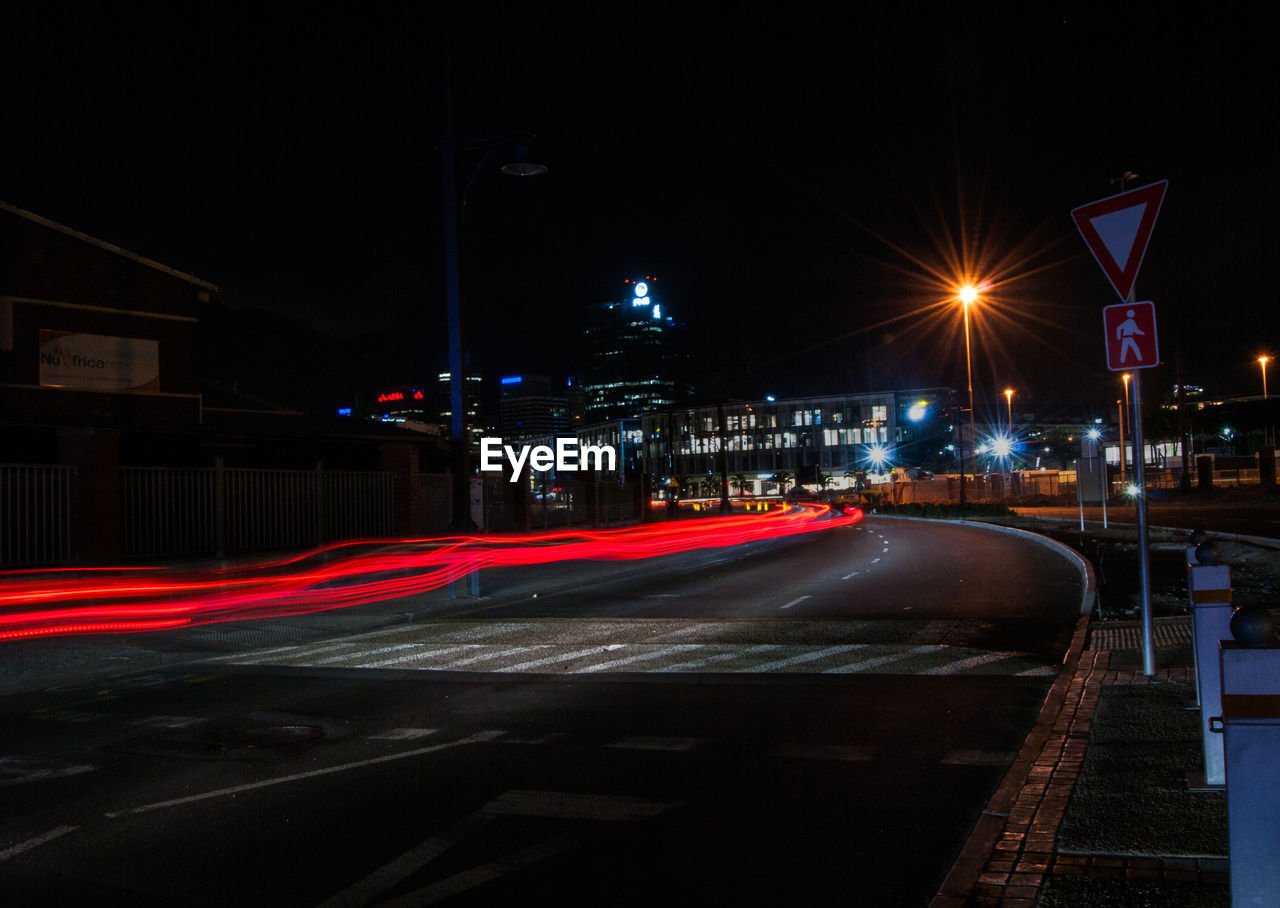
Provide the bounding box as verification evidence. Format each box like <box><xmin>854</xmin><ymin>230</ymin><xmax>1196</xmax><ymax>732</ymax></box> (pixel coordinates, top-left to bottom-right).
<box><xmin>581</xmin><ymin>276</ymin><xmax>692</xmax><ymax>421</ymax></box>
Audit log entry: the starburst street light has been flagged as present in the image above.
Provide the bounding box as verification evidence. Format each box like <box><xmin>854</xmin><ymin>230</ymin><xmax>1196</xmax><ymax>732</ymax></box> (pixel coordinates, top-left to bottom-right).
<box><xmin>1260</xmin><ymin>355</ymin><xmax>1270</xmax><ymax>399</ymax></box>
<box><xmin>1003</xmin><ymin>388</ymin><xmax>1014</xmax><ymax>435</ymax></box>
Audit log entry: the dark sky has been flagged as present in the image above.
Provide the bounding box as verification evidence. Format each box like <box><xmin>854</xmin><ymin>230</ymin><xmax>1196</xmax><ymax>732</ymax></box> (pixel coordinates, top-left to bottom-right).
<box><xmin>4</xmin><ymin>3</ymin><xmax>1277</xmax><ymax>421</ymax></box>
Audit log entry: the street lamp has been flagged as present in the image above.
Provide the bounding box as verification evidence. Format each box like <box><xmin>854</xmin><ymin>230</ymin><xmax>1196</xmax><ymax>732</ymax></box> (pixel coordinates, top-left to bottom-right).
<box><xmin>1260</xmin><ymin>356</ymin><xmax>1270</xmax><ymax>399</ymax></box>
<box><xmin>957</xmin><ymin>285</ymin><xmax>979</xmax><ymax>506</ymax></box>
<box><xmin>442</xmin><ymin>74</ymin><xmax>547</xmax><ymax>531</ymax></box>
<box><xmin>1003</xmin><ymin>388</ymin><xmax>1014</xmax><ymax>435</ymax></box>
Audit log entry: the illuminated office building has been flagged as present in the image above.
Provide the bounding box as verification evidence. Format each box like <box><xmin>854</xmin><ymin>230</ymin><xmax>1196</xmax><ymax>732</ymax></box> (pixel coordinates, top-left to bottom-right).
<box><xmin>581</xmin><ymin>276</ymin><xmax>692</xmax><ymax>421</ymax></box>
<box><xmin>497</xmin><ymin>374</ymin><xmax>567</xmax><ymax>441</ymax></box>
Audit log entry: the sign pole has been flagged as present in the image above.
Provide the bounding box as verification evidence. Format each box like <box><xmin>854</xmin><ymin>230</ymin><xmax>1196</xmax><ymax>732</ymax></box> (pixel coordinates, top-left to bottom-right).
<box><xmin>1130</xmin><ymin>366</ymin><xmax>1156</xmax><ymax>676</ymax></box>
<box><xmin>1074</xmin><ymin>180</ymin><xmax>1168</xmax><ymax>679</ymax></box>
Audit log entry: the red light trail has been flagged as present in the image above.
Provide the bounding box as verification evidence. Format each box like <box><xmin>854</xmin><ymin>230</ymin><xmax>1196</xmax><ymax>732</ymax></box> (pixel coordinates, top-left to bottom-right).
<box><xmin>0</xmin><ymin>504</ymin><xmax>861</xmax><ymax>641</ymax></box>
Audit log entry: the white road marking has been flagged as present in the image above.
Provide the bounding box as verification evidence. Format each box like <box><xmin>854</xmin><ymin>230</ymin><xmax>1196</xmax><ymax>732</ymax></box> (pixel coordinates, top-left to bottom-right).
<box><xmin>0</xmin><ymin>758</ymin><xmax>96</xmax><ymax>787</ymax></box>
<box><xmin>575</xmin><ymin>644</ymin><xmax>701</xmax><ymax>673</ymax></box>
<box><xmin>207</xmin><ymin>641</ymin><xmax>356</xmax><ymax>664</ymax></box>
<box><xmin>312</xmin><ymin>643</ymin><xmax>424</xmax><ymax>664</ymax></box>
<box><xmin>318</xmin><ymin>813</ymin><xmax>494</xmax><ymax>908</ymax></box>
<box><xmin>0</xmin><ymin>825</ymin><xmax>79</xmax><ymax>862</ymax></box>
<box><xmin>605</xmin><ymin>736</ymin><xmax>704</xmax><ymax>752</ymax></box>
<box><xmin>780</xmin><ymin>595</ymin><xmax>811</xmax><ymax>610</ymax></box>
<box><xmin>128</xmin><ymin>715</ymin><xmax>204</xmax><ymax>729</ymax></box>
<box><xmin>871</xmin><ymin>557</ymin><xmax>881</xmax><ymax>564</ymax></box>
<box><xmin>443</xmin><ymin>645</ymin><xmax>552</xmax><ymax>669</ymax></box>
<box><xmin>748</xmin><ymin>645</ymin><xmax>867</xmax><ymax>673</ymax></box>
<box><xmin>823</xmin><ymin>645</ymin><xmax>938</xmax><ymax>673</ymax></box>
<box><xmin>364</xmin><ymin>645</ymin><xmax>476</xmax><ymax>668</ymax></box>
<box><xmin>496</xmin><ymin>647</ymin><xmax>611</xmax><ymax>672</ymax></box>
<box><xmin>923</xmin><ymin>652</ymin><xmax>1017</xmax><ymax>675</ymax></box>
<box><xmin>656</xmin><ymin>644</ymin><xmax>783</xmax><ymax>673</ymax></box>
<box><xmin>841</xmin><ymin>571</ymin><xmax>860</xmax><ymax>580</ymax></box>
<box><xmin>104</xmin><ymin>730</ymin><xmax>507</xmax><ymax>818</ymax></box>
<box><xmin>379</xmin><ymin>835</ymin><xmax>578</xmax><ymax>907</ymax></box>
<box><xmin>368</xmin><ymin>728</ymin><xmax>439</xmax><ymax>741</ymax></box>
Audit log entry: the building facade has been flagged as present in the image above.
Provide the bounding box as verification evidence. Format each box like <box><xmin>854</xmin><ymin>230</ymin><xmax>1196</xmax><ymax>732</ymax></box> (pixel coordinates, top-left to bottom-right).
<box><xmin>497</xmin><ymin>373</ymin><xmax>568</xmax><ymax>441</ymax></box>
<box><xmin>641</xmin><ymin>388</ymin><xmax>955</xmax><ymax>492</ymax></box>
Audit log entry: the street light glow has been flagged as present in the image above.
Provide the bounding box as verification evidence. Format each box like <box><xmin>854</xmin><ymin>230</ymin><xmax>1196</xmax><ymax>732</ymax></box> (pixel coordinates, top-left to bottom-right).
<box><xmin>958</xmin><ymin>284</ymin><xmax>979</xmax><ymax>306</ymax></box>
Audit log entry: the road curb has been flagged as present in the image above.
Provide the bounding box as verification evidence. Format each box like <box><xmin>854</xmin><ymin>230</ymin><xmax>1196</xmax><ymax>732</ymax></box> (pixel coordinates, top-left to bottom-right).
<box><xmin>930</xmin><ymin>610</ymin><xmax>1093</xmax><ymax>907</ymax></box>
<box><xmin>866</xmin><ymin>517</ymin><xmax>1099</xmax><ymax>907</ymax></box>
<box><xmin>867</xmin><ymin>515</ymin><xmax>1098</xmax><ymax>616</ymax></box>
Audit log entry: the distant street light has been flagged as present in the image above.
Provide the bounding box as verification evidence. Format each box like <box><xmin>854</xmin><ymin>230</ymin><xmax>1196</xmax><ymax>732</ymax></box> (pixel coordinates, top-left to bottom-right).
<box><xmin>1260</xmin><ymin>355</ymin><xmax>1270</xmax><ymax>399</ymax></box>
<box><xmin>1003</xmin><ymin>388</ymin><xmax>1014</xmax><ymax>435</ymax></box>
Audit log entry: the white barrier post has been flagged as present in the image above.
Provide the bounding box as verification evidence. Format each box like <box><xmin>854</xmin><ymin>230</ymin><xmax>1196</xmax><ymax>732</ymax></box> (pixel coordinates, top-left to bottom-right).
<box><xmin>1187</xmin><ymin>540</ymin><xmax>1232</xmax><ymax>790</ymax></box>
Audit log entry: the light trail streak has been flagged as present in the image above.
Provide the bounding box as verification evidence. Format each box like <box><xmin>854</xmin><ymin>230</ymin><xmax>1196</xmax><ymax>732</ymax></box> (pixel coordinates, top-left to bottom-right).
<box><xmin>0</xmin><ymin>504</ymin><xmax>862</xmax><ymax>641</ymax></box>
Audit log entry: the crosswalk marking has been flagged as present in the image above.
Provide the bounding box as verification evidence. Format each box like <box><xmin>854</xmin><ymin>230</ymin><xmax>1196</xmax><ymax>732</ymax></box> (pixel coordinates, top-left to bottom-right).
<box><xmin>822</xmin><ymin>644</ymin><xmax>938</xmax><ymax>673</ymax></box>
<box><xmin>202</xmin><ymin>620</ymin><xmax>1058</xmax><ymax>678</ymax></box>
<box><xmin>576</xmin><ymin>644</ymin><xmax>700</xmax><ymax>673</ymax></box>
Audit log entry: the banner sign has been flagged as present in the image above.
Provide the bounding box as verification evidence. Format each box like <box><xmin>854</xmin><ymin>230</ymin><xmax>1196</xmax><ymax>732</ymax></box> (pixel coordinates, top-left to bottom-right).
<box><xmin>39</xmin><ymin>330</ymin><xmax>160</xmax><ymax>392</ymax></box>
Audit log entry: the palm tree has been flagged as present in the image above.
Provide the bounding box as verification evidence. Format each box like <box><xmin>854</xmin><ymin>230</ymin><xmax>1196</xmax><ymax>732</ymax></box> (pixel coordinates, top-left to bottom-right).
<box><xmin>730</xmin><ymin>473</ymin><xmax>750</xmax><ymax>497</ymax></box>
<box><xmin>772</xmin><ymin>471</ymin><xmax>793</xmax><ymax>496</ymax></box>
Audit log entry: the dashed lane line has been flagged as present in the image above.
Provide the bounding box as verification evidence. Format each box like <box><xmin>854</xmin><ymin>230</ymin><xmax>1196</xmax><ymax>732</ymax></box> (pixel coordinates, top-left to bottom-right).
<box><xmin>103</xmin><ymin>730</ymin><xmax>507</xmax><ymax>818</ymax></box>
<box><xmin>0</xmin><ymin>826</ymin><xmax>79</xmax><ymax>862</ymax></box>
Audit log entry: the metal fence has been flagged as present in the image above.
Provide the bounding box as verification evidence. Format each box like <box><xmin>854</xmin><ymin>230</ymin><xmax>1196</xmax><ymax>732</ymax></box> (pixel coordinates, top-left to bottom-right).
<box><xmin>121</xmin><ymin>465</ymin><xmax>397</xmax><ymax>559</ymax></box>
<box><xmin>0</xmin><ymin>464</ymin><xmax>75</xmax><ymax>566</ymax></box>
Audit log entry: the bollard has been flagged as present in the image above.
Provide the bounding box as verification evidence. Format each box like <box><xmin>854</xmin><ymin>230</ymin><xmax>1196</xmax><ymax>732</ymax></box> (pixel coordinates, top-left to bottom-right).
<box><xmin>1187</xmin><ymin>543</ymin><xmax>1232</xmax><ymax>790</ymax></box>
<box><xmin>1216</xmin><ymin>607</ymin><xmax>1280</xmax><ymax>907</ymax></box>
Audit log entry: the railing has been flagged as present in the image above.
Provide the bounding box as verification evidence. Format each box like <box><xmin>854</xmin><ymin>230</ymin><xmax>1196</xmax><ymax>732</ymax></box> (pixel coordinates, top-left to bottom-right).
<box><xmin>121</xmin><ymin>465</ymin><xmax>396</xmax><ymax>559</ymax></box>
<box><xmin>0</xmin><ymin>464</ymin><xmax>75</xmax><ymax>566</ymax></box>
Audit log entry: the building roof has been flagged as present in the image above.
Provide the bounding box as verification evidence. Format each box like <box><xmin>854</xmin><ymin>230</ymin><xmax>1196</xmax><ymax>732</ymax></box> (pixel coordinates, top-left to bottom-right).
<box><xmin>0</xmin><ymin>200</ymin><xmax>221</xmax><ymax>293</ymax></box>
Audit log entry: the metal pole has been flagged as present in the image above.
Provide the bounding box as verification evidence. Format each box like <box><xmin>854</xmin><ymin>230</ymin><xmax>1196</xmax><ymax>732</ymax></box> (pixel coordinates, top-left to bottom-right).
<box><xmin>961</xmin><ymin>303</ymin><xmax>975</xmax><ymax>506</ymax></box>
<box><xmin>443</xmin><ymin>58</ymin><xmax>475</xmax><ymax>533</ymax></box>
<box><xmin>1132</xmin><ymin>370</ymin><xmax>1156</xmax><ymax>676</ymax></box>
<box><xmin>1117</xmin><ymin>397</ymin><xmax>1126</xmax><ymax>487</ymax></box>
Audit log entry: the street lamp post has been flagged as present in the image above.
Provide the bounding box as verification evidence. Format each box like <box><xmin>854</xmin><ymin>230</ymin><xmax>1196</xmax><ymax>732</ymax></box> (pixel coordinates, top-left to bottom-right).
<box><xmin>958</xmin><ymin>286</ymin><xmax>979</xmax><ymax>506</ymax></box>
<box><xmin>1003</xmin><ymin>388</ymin><xmax>1014</xmax><ymax>435</ymax></box>
<box><xmin>1119</xmin><ymin>373</ymin><xmax>1131</xmax><ymax>486</ymax></box>
<box><xmin>441</xmin><ymin>68</ymin><xmax>546</xmax><ymax>532</ymax></box>
<box><xmin>1262</xmin><ymin>356</ymin><xmax>1273</xmax><ymax>448</ymax></box>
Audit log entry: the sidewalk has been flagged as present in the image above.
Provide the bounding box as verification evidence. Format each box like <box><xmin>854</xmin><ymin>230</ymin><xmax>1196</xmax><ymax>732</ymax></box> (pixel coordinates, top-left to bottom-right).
<box><xmin>933</xmin><ymin>615</ymin><xmax>1230</xmax><ymax>907</ymax></box>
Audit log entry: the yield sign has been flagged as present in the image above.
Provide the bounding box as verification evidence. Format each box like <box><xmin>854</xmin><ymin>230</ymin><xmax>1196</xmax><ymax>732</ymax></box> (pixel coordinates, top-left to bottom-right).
<box><xmin>1103</xmin><ymin>301</ymin><xmax>1159</xmax><ymax>371</ymax></box>
<box><xmin>1071</xmin><ymin>180</ymin><xmax>1168</xmax><ymax>301</ymax></box>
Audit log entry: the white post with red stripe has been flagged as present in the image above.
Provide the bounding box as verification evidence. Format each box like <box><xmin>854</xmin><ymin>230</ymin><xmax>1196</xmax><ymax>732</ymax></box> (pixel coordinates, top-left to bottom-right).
<box><xmin>1188</xmin><ymin>555</ymin><xmax>1232</xmax><ymax>789</ymax></box>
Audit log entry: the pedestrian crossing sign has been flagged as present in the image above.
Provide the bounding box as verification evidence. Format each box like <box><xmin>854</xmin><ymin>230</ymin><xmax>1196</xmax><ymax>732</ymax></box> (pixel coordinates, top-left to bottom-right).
<box><xmin>1102</xmin><ymin>301</ymin><xmax>1159</xmax><ymax>371</ymax></box>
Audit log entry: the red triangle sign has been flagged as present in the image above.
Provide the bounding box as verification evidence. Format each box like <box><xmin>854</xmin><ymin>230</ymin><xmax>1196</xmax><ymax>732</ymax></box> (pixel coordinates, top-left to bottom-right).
<box><xmin>1071</xmin><ymin>180</ymin><xmax>1167</xmax><ymax>301</ymax></box>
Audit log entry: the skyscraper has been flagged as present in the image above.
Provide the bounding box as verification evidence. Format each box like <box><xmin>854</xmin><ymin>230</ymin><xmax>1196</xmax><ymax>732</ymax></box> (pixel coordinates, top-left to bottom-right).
<box><xmin>581</xmin><ymin>276</ymin><xmax>692</xmax><ymax>421</ymax></box>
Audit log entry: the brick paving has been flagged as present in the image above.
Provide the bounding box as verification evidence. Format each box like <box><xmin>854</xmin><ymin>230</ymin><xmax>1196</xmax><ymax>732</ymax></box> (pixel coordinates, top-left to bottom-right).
<box><xmin>933</xmin><ymin>638</ymin><xmax>1209</xmax><ymax>907</ymax></box>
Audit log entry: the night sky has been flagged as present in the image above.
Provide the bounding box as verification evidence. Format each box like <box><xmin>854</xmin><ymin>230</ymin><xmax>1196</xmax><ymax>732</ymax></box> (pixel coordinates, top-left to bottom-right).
<box><xmin>4</xmin><ymin>4</ymin><xmax>1276</xmax><ymax>422</ymax></box>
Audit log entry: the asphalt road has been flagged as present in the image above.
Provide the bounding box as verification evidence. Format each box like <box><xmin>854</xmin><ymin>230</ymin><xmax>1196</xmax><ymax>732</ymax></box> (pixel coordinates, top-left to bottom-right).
<box><xmin>0</xmin><ymin>517</ymin><xmax>1087</xmax><ymax>906</ymax></box>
